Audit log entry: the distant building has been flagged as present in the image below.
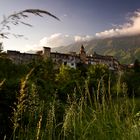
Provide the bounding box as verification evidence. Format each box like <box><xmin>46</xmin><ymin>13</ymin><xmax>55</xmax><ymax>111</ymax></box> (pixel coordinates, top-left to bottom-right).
<box><xmin>6</xmin><ymin>45</ymin><xmax>120</xmax><ymax>70</ymax></box>
<box><xmin>7</xmin><ymin>50</ymin><xmax>39</xmax><ymax>64</ymax></box>
<box><xmin>87</xmin><ymin>52</ymin><xmax>120</xmax><ymax>70</ymax></box>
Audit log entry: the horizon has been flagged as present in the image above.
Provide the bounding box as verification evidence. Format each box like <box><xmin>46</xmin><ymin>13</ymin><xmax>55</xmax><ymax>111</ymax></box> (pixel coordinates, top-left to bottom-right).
<box><xmin>0</xmin><ymin>0</ymin><xmax>140</xmax><ymax>52</ymax></box>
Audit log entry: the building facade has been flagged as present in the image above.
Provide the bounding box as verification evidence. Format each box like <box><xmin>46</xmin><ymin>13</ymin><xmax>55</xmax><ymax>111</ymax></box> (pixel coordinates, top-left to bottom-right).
<box><xmin>6</xmin><ymin>45</ymin><xmax>120</xmax><ymax>70</ymax></box>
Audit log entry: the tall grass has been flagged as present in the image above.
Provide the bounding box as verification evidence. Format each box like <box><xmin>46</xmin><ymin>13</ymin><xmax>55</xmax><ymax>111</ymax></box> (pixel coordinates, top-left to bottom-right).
<box><xmin>0</xmin><ymin>79</ymin><xmax>5</xmax><ymax>87</ymax></box>
<box><xmin>9</xmin><ymin>71</ymin><xmax>140</xmax><ymax>140</ymax></box>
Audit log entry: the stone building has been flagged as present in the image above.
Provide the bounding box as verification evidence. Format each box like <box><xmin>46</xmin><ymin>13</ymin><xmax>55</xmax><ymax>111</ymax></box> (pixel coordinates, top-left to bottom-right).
<box><xmin>6</xmin><ymin>45</ymin><xmax>120</xmax><ymax>70</ymax></box>
<box><xmin>87</xmin><ymin>52</ymin><xmax>120</xmax><ymax>70</ymax></box>
<box><xmin>7</xmin><ymin>50</ymin><xmax>40</xmax><ymax>64</ymax></box>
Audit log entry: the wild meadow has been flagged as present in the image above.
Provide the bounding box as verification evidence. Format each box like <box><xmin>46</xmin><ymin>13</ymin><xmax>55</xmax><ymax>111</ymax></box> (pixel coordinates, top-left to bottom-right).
<box><xmin>0</xmin><ymin>57</ymin><xmax>140</xmax><ymax>140</ymax></box>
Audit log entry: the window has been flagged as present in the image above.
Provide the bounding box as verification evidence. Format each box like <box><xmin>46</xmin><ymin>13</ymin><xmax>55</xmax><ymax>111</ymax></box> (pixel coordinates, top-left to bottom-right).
<box><xmin>64</xmin><ymin>62</ymin><xmax>67</xmax><ymax>65</ymax></box>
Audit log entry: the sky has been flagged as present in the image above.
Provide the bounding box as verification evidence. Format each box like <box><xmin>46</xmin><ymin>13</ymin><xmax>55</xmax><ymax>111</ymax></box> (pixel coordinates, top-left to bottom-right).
<box><xmin>0</xmin><ymin>0</ymin><xmax>140</xmax><ymax>52</ymax></box>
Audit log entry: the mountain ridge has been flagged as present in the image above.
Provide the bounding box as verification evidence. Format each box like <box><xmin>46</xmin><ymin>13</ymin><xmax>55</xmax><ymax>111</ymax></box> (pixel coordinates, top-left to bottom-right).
<box><xmin>52</xmin><ymin>34</ymin><xmax>140</xmax><ymax>64</ymax></box>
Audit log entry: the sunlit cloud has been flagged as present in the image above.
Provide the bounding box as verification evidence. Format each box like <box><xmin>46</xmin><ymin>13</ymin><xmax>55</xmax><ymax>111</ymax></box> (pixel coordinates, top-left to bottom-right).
<box><xmin>63</xmin><ymin>14</ymin><xmax>68</xmax><ymax>17</ymax></box>
<box><xmin>24</xmin><ymin>44</ymin><xmax>41</xmax><ymax>52</ymax></box>
<box><xmin>96</xmin><ymin>9</ymin><xmax>140</xmax><ymax>38</ymax></box>
<box><xmin>74</xmin><ymin>35</ymin><xmax>93</xmax><ymax>42</ymax></box>
<box><xmin>39</xmin><ymin>33</ymin><xmax>94</xmax><ymax>47</ymax></box>
<box><xmin>22</xmin><ymin>33</ymin><xmax>94</xmax><ymax>52</ymax></box>
<box><xmin>39</xmin><ymin>33</ymin><xmax>74</xmax><ymax>47</ymax></box>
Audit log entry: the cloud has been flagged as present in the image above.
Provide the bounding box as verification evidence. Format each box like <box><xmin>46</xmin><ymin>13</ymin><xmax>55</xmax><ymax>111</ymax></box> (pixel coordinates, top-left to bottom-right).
<box><xmin>24</xmin><ymin>44</ymin><xmax>41</xmax><ymax>53</ymax></box>
<box><xmin>39</xmin><ymin>33</ymin><xmax>74</xmax><ymax>47</ymax></box>
<box><xmin>63</xmin><ymin>14</ymin><xmax>68</xmax><ymax>17</ymax></box>
<box><xmin>39</xmin><ymin>33</ymin><xmax>94</xmax><ymax>47</ymax></box>
<box><xmin>96</xmin><ymin>10</ymin><xmax>140</xmax><ymax>38</ymax></box>
<box><xmin>22</xmin><ymin>33</ymin><xmax>94</xmax><ymax>52</ymax></box>
<box><xmin>74</xmin><ymin>35</ymin><xmax>93</xmax><ymax>42</ymax></box>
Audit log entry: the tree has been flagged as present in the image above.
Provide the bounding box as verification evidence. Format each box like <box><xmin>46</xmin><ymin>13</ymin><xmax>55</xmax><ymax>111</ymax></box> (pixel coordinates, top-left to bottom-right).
<box><xmin>0</xmin><ymin>42</ymin><xmax>3</xmax><ymax>52</ymax></box>
<box><xmin>134</xmin><ymin>59</ymin><xmax>140</xmax><ymax>73</ymax></box>
<box><xmin>86</xmin><ymin>64</ymin><xmax>111</xmax><ymax>102</ymax></box>
<box><xmin>55</xmin><ymin>65</ymin><xmax>84</xmax><ymax>101</ymax></box>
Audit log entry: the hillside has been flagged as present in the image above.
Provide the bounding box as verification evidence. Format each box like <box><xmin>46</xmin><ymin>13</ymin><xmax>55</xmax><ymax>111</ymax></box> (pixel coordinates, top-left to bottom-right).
<box><xmin>52</xmin><ymin>34</ymin><xmax>140</xmax><ymax>64</ymax></box>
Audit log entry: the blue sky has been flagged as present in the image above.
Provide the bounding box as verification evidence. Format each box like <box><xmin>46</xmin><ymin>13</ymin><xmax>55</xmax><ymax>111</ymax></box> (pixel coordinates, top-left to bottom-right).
<box><xmin>0</xmin><ymin>0</ymin><xmax>140</xmax><ymax>52</ymax></box>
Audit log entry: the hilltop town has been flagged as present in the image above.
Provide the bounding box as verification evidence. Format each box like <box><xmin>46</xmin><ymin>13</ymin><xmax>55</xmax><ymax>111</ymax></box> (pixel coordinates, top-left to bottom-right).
<box><xmin>6</xmin><ymin>45</ymin><xmax>120</xmax><ymax>70</ymax></box>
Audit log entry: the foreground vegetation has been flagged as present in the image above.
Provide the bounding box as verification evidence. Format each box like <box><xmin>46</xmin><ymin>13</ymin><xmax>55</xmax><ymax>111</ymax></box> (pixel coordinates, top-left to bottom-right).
<box><xmin>0</xmin><ymin>57</ymin><xmax>140</xmax><ymax>140</ymax></box>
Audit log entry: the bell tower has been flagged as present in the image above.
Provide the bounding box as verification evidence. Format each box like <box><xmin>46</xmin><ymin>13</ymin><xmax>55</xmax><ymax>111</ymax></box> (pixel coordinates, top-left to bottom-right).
<box><xmin>79</xmin><ymin>45</ymin><xmax>87</xmax><ymax>63</ymax></box>
<box><xmin>43</xmin><ymin>47</ymin><xmax>51</xmax><ymax>58</ymax></box>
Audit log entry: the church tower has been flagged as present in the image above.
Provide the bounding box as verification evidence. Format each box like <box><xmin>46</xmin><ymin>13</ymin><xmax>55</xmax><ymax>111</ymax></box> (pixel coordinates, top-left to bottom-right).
<box><xmin>43</xmin><ymin>47</ymin><xmax>51</xmax><ymax>58</ymax></box>
<box><xmin>79</xmin><ymin>45</ymin><xmax>87</xmax><ymax>64</ymax></box>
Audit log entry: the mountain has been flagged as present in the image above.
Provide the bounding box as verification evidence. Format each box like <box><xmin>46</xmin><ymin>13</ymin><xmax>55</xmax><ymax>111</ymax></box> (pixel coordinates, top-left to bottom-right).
<box><xmin>52</xmin><ymin>34</ymin><xmax>140</xmax><ymax>64</ymax></box>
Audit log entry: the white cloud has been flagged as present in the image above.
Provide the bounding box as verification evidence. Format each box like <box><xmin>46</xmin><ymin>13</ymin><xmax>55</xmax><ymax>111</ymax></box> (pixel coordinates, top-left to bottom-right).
<box><xmin>24</xmin><ymin>44</ymin><xmax>42</xmax><ymax>53</ymax></box>
<box><xmin>39</xmin><ymin>33</ymin><xmax>94</xmax><ymax>47</ymax></box>
<box><xmin>39</xmin><ymin>33</ymin><xmax>74</xmax><ymax>47</ymax></box>
<box><xmin>74</xmin><ymin>35</ymin><xmax>93</xmax><ymax>42</ymax></box>
<box><xmin>96</xmin><ymin>10</ymin><xmax>140</xmax><ymax>38</ymax></box>
<box><xmin>22</xmin><ymin>33</ymin><xmax>93</xmax><ymax>52</ymax></box>
<box><xmin>63</xmin><ymin>14</ymin><xmax>68</xmax><ymax>17</ymax></box>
